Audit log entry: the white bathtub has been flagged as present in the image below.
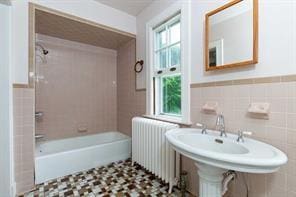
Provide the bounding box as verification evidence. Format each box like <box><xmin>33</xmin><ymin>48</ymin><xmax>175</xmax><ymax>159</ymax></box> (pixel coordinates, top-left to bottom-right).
<box><xmin>35</xmin><ymin>131</ymin><xmax>131</xmax><ymax>184</ymax></box>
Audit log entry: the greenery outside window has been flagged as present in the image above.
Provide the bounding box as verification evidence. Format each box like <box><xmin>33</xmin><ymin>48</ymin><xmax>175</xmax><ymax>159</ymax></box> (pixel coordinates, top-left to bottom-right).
<box><xmin>161</xmin><ymin>75</ymin><xmax>181</xmax><ymax>115</ymax></box>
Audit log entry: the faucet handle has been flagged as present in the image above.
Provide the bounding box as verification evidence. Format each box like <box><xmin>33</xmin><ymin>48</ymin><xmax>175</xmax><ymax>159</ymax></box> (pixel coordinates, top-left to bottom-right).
<box><xmin>237</xmin><ymin>130</ymin><xmax>252</xmax><ymax>142</ymax></box>
<box><xmin>196</xmin><ymin>123</ymin><xmax>205</xmax><ymax>128</ymax></box>
<box><xmin>243</xmin><ymin>131</ymin><xmax>252</xmax><ymax>136</ymax></box>
<box><xmin>238</xmin><ymin>130</ymin><xmax>252</xmax><ymax>136</ymax></box>
<box><xmin>196</xmin><ymin>123</ymin><xmax>207</xmax><ymax>134</ymax></box>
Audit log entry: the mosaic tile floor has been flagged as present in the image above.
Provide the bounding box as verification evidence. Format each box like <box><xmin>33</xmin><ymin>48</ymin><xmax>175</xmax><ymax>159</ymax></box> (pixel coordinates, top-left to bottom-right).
<box><xmin>22</xmin><ymin>159</ymin><xmax>186</xmax><ymax>197</ymax></box>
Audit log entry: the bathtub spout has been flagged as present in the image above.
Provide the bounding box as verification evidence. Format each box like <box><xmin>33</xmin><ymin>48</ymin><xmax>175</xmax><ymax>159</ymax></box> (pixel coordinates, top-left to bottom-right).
<box><xmin>35</xmin><ymin>134</ymin><xmax>45</xmax><ymax>140</ymax></box>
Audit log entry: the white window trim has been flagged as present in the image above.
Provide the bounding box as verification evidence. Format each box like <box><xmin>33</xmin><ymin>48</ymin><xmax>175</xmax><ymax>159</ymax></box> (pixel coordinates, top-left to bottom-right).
<box><xmin>153</xmin><ymin>14</ymin><xmax>181</xmax><ymax>117</ymax></box>
<box><xmin>145</xmin><ymin>1</ymin><xmax>191</xmax><ymax>125</ymax></box>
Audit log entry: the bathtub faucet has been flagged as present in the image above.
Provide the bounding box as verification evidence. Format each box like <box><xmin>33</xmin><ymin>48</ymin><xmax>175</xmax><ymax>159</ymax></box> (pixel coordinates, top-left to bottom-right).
<box><xmin>35</xmin><ymin>133</ymin><xmax>45</xmax><ymax>140</ymax></box>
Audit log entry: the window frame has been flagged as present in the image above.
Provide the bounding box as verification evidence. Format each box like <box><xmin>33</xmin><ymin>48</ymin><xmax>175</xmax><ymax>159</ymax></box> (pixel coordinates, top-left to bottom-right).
<box><xmin>153</xmin><ymin>14</ymin><xmax>182</xmax><ymax>117</ymax></box>
<box><xmin>146</xmin><ymin>2</ymin><xmax>191</xmax><ymax>125</ymax></box>
<box><xmin>153</xmin><ymin>15</ymin><xmax>181</xmax><ymax>71</ymax></box>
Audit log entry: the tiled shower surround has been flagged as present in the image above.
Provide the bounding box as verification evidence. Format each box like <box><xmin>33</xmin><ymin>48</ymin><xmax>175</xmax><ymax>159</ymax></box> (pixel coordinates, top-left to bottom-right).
<box><xmin>35</xmin><ymin>35</ymin><xmax>117</xmax><ymax>140</ymax></box>
<box><xmin>13</xmin><ymin>37</ymin><xmax>145</xmax><ymax>195</ymax></box>
<box><xmin>188</xmin><ymin>80</ymin><xmax>296</xmax><ymax>196</ymax></box>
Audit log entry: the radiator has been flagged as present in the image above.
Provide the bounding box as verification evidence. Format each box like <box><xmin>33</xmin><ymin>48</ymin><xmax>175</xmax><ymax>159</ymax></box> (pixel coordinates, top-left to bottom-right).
<box><xmin>132</xmin><ymin>117</ymin><xmax>180</xmax><ymax>193</ymax></box>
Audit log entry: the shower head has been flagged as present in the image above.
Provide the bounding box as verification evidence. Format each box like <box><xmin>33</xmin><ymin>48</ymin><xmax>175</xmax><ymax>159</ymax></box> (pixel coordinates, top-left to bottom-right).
<box><xmin>36</xmin><ymin>43</ymin><xmax>49</xmax><ymax>55</ymax></box>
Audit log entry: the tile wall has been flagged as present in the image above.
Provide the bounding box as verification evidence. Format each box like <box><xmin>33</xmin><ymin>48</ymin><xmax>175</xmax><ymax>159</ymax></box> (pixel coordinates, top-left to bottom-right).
<box><xmin>13</xmin><ymin>88</ymin><xmax>35</xmax><ymax>194</ymax></box>
<box><xmin>13</xmin><ymin>37</ymin><xmax>144</xmax><ymax>194</ymax></box>
<box><xmin>187</xmin><ymin>80</ymin><xmax>296</xmax><ymax>197</ymax></box>
<box><xmin>117</xmin><ymin>39</ymin><xmax>146</xmax><ymax>136</ymax></box>
<box><xmin>35</xmin><ymin>35</ymin><xmax>118</xmax><ymax>140</ymax></box>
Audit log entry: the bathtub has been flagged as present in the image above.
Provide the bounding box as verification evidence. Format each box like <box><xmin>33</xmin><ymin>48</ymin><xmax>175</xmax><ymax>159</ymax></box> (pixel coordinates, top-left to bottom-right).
<box><xmin>35</xmin><ymin>131</ymin><xmax>131</xmax><ymax>184</ymax></box>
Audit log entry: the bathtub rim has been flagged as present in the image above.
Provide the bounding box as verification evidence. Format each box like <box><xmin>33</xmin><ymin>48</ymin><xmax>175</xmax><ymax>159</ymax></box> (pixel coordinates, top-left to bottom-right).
<box><xmin>35</xmin><ymin>131</ymin><xmax>131</xmax><ymax>158</ymax></box>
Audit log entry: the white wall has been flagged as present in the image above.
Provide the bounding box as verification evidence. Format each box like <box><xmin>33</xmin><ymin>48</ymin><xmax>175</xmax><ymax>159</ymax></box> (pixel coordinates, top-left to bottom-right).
<box><xmin>136</xmin><ymin>0</ymin><xmax>176</xmax><ymax>89</ymax></box>
<box><xmin>11</xmin><ymin>0</ymin><xmax>136</xmax><ymax>84</ymax></box>
<box><xmin>0</xmin><ymin>2</ymin><xmax>13</xmax><ymax>196</ymax></box>
<box><xmin>191</xmin><ymin>0</ymin><xmax>296</xmax><ymax>83</ymax></box>
<box><xmin>136</xmin><ymin>0</ymin><xmax>296</xmax><ymax>86</ymax></box>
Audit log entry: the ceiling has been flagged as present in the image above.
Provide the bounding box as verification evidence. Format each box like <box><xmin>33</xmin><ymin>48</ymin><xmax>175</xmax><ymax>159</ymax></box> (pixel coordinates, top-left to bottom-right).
<box><xmin>95</xmin><ymin>0</ymin><xmax>153</xmax><ymax>16</ymax></box>
<box><xmin>35</xmin><ymin>9</ymin><xmax>134</xmax><ymax>50</ymax></box>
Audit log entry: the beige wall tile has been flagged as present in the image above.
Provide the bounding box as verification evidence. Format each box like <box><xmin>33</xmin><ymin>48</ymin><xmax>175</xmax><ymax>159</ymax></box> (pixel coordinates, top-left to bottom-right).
<box><xmin>287</xmin><ymin>175</ymin><xmax>296</xmax><ymax>193</ymax></box>
<box><xmin>268</xmin><ymin>112</ymin><xmax>287</xmax><ymax>128</ymax></box>
<box><xmin>287</xmin><ymin>144</ymin><xmax>296</xmax><ymax>161</ymax></box>
<box><xmin>187</xmin><ymin>81</ymin><xmax>296</xmax><ymax>196</ymax></box>
<box><xmin>287</xmin><ymin>82</ymin><xmax>296</xmax><ymax>98</ymax></box>
<box><xmin>287</xmin><ymin>191</ymin><xmax>296</xmax><ymax>197</ymax></box>
<box><xmin>267</xmin><ymin>83</ymin><xmax>288</xmax><ymax>98</ymax></box>
<box><xmin>13</xmin><ymin>88</ymin><xmax>35</xmax><ymax>194</ymax></box>
<box><xmin>247</xmin><ymin>174</ymin><xmax>267</xmax><ymax>197</ymax></box>
<box><xmin>234</xmin><ymin>97</ymin><xmax>250</xmax><ymax>110</ymax></box>
<box><xmin>287</xmin><ymin>113</ymin><xmax>296</xmax><ymax>130</ymax></box>
<box><xmin>181</xmin><ymin>156</ymin><xmax>198</xmax><ymax>195</ymax></box>
<box><xmin>267</xmin><ymin>187</ymin><xmax>287</xmax><ymax>197</ymax></box>
<box><xmin>287</xmin><ymin>129</ymin><xmax>296</xmax><ymax>145</ymax></box>
<box><xmin>35</xmin><ymin>36</ymin><xmax>117</xmax><ymax>140</ymax></box>
<box><xmin>116</xmin><ymin>39</ymin><xmax>146</xmax><ymax>136</ymax></box>
<box><xmin>266</xmin><ymin>172</ymin><xmax>287</xmax><ymax>192</ymax></box>
<box><xmin>233</xmin><ymin>84</ymin><xmax>251</xmax><ymax>98</ymax></box>
<box><xmin>265</xmin><ymin>126</ymin><xmax>287</xmax><ymax>142</ymax></box>
<box><xmin>269</xmin><ymin>98</ymin><xmax>288</xmax><ymax>113</ymax></box>
<box><xmin>287</xmin><ymin>98</ymin><xmax>296</xmax><ymax>113</ymax></box>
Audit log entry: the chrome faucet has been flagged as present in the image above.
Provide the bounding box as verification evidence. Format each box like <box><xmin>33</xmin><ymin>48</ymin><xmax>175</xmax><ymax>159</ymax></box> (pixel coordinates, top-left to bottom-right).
<box><xmin>237</xmin><ymin>130</ymin><xmax>252</xmax><ymax>143</ymax></box>
<box><xmin>196</xmin><ymin>123</ymin><xmax>207</xmax><ymax>134</ymax></box>
<box><xmin>216</xmin><ymin>114</ymin><xmax>226</xmax><ymax>137</ymax></box>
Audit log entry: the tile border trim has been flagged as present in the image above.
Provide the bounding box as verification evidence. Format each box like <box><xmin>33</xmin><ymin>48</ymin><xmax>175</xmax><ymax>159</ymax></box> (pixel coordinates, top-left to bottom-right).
<box><xmin>190</xmin><ymin>74</ymin><xmax>296</xmax><ymax>88</ymax></box>
<box><xmin>14</xmin><ymin>75</ymin><xmax>296</xmax><ymax>89</ymax></box>
<box><xmin>13</xmin><ymin>84</ymin><xmax>31</xmax><ymax>89</ymax></box>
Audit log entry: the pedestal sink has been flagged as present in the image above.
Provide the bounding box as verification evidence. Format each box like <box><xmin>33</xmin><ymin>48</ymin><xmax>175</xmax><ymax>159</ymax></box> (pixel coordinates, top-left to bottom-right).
<box><xmin>165</xmin><ymin>128</ymin><xmax>287</xmax><ymax>197</ymax></box>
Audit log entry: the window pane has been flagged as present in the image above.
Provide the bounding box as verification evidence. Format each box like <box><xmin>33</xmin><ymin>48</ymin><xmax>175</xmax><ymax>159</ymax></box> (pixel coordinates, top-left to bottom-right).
<box><xmin>156</xmin><ymin>49</ymin><xmax>167</xmax><ymax>69</ymax></box>
<box><xmin>156</xmin><ymin>28</ymin><xmax>166</xmax><ymax>49</ymax></box>
<box><xmin>169</xmin><ymin>44</ymin><xmax>181</xmax><ymax>67</ymax></box>
<box><xmin>169</xmin><ymin>21</ymin><xmax>180</xmax><ymax>44</ymax></box>
<box><xmin>162</xmin><ymin>75</ymin><xmax>181</xmax><ymax>115</ymax></box>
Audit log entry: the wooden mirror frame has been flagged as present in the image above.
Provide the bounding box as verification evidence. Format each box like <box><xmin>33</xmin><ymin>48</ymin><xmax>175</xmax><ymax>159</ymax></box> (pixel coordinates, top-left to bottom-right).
<box><xmin>205</xmin><ymin>0</ymin><xmax>258</xmax><ymax>71</ymax></box>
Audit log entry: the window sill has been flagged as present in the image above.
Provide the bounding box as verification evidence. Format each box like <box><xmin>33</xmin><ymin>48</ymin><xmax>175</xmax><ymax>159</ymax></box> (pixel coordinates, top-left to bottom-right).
<box><xmin>142</xmin><ymin>115</ymin><xmax>192</xmax><ymax>127</ymax></box>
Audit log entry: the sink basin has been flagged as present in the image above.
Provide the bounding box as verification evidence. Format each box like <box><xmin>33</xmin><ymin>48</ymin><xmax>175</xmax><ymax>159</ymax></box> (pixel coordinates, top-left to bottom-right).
<box><xmin>166</xmin><ymin>128</ymin><xmax>288</xmax><ymax>197</ymax></box>
<box><xmin>177</xmin><ymin>134</ymin><xmax>249</xmax><ymax>155</ymax></box>
<box><xmin>166</xmin><ymin>128</ymin><xmax>287</xmax><ymax>173</ymax></box>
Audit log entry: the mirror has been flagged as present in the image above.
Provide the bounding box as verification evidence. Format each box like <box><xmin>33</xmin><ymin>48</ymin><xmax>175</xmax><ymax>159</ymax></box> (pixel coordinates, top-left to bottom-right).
<box><xmin>205</xmin><ymin>0</ymin><xmax>258</xmax><ymax>71</ymax></box>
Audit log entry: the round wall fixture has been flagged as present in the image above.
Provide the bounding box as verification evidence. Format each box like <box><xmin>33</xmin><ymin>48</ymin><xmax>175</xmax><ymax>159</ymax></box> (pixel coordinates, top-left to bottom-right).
<box><xmin>134</xmin><ymin>60</ymin><xmax>144</xmax><ymax>73</ymax></box>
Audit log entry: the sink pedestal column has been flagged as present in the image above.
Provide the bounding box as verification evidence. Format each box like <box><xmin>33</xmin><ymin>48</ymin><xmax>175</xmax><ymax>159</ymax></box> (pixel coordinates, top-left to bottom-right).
<box><xmin>195</xmin><ymin>162</ymin><xmax>227</xmax><ymax>197</ymax></box>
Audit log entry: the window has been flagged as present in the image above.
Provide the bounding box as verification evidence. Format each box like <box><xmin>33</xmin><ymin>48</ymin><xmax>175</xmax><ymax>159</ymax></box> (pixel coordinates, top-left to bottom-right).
<box><xmin>153</xmin><ymin>14</ymin><xmax>182</xmax><ymax>117</ymax></box>
<box><xmin>146</xmin><ymin>2</ymin><xmax>191</xmax><ymax>124</ymax></box>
